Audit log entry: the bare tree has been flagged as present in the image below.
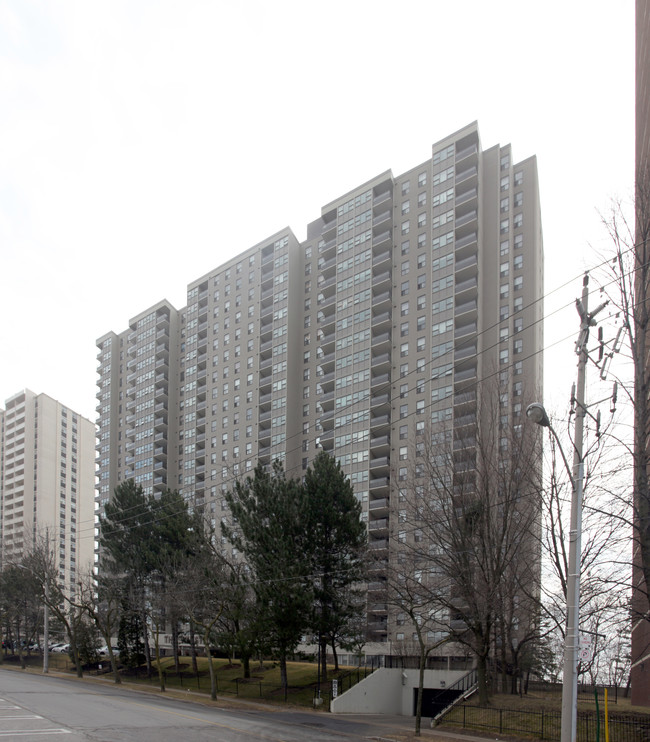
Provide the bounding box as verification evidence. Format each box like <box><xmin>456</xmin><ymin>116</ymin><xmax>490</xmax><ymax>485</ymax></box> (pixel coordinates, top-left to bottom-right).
<box><xmin>75</xmin><ymin>569</ymin><xmax>123</xmax><ymax>683</ymax></box>
<box><xmin>391</xmin><ymin>381</ymin><xmax>543</xmax><ymax>705</ymax></box>
<box><xmin>537</xmin><ymin>420</ymin><xmax>629</xmax><ymax>684</ymax></box>
<box><xmin>385</xmin><ymin>543</ymin><xmax>449</xmax><ymax>736</ymax></box>
<box><xmin>592</xmin><ymin>168</ymin><xmax>650</xmax><ymax>693</ymax></box>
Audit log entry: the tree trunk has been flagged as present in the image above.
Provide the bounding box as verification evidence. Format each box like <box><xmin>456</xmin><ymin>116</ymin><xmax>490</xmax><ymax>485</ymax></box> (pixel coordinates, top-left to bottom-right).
<box><xmin>172</xmin><ymin>623</ymin><xmax>180</xmax><ymax>674</ymax></box>
<box><xmin>330</xmin><ymin>638</ymin><xmax>339</xmax><ymax>672</ymax></box>
<box><xmin>189</xmin><ymin>619</ymin><xmax>198</xmax><ymax>675</ymax></box>
<box><xmin>415</xmin><ymin>645</ymin><xmax>425</xmax><ymax>737</ymax></box>
<box><xmin>242</xmin><ymin>651</ymin><xmax>251</xmax><ymax>679</ymax></box>
<box><xmin>476</xmin><ymin>654</ymin><xmax>490</xmax><ymax>705</ymax></box>
<box><xmin>108</xmin><ymin>648</ymin><xmax>121</xmax><ymax>684</ymax></box>
<box><xmin>204</xmin><ymin>629</ymin><xmax>217</xmax><ymax>700</ymax></box>
<box><xmin>320</xmin><ymin>637</ymin><xmax>328</xmax><ymax>684</ymax></box>
<box><xmin>280</xmin><ymin>652</ymin><xmax>288</xmax><ymax>691</ymax></box>
<box><xmin>74</xmin><ymin>646</ymin><xmax>83</xmax><ymax>678</ymax></box>
<box><xmin>141</xmin><ymin>607</ymin><xmax>152</xmax><ymax>677</ymax></box>
<box><xmin>153</xmin><ymin>631</ymin><xmax>165</xmax><ymax>692</ymax></box>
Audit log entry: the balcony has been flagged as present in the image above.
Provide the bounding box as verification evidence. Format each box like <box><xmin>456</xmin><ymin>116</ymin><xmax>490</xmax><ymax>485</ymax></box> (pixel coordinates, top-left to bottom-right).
<box><xmin>455</xmin><ymin>165</ymin><xmax>477</xmax><ymax>185</ymax></box>
<box><xmin>369</xmin><ymin>456</ymin><xmax>389</xmax><ymax>474</ymax></box>
<box><xmin>372</xmin><ymin>210</ymin><xmax>391</xmax><ymax>228</ymax></box>
<box><xmin>372</xmin><ymin>230</ymin><xmax>391</xmax><ymax>249</ymax></box>
<box><xmin>369</xmin><ymin>498</ymin><xmax>389</xmax><ymax>516</ymax></box>
<box><xmin>373</xmin><ymin>190</ymin><xmax>391</xmax><ymax>208</ymax></box>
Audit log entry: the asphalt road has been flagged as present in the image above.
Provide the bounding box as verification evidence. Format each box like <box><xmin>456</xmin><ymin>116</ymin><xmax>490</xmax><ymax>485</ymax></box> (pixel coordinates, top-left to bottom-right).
<box><xmin>0</xmin><ymin>668</ymin><xmax>420</xmax><ymax>741</ymax></box>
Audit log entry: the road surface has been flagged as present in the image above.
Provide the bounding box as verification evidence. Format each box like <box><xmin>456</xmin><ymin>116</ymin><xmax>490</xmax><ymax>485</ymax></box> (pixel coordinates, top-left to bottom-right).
<box><xmin>0</xmin><ymin>668</ymin><xmax>417</xmax><ymax>741</ymax></box>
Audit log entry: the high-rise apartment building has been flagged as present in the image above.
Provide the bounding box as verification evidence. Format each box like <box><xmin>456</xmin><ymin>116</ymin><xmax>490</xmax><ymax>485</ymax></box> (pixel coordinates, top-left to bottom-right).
<box><xmin>0</xmin><ymin>389</ymin><xmax>95</xmax><ymax>596</ymax></box>
<box><xmin>96</xmin><ymin>122</ymin><xmax>543</xmax><ymax>645</ymax></box>
<box><xmin>632</xmin><ymin>0</ymin><xmax>650</xmax><ymax>707</ymax></box>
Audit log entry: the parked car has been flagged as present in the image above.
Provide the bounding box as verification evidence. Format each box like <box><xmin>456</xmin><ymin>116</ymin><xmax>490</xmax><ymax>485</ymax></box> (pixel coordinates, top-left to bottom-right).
<box><xmin>97</xmin><ymin>645</ymin><xmax>120</xmax><ymax>657</ymax></box>
<box><xmin>52</xmin><ymin>643</ymin><xmax>70</xmax><ymax>653</ymax></box>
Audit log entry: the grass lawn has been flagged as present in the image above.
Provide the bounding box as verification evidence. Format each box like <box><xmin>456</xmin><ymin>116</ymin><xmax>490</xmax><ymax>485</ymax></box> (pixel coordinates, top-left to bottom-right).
<box><xmin>118</xmin><ymin>655</ymin><xmax>366</xmax><ymax>708</ymax></box>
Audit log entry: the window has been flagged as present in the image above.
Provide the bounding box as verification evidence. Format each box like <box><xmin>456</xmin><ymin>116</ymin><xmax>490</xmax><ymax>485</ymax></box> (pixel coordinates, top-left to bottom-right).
<box><xmin>417</xmin><ymin>233</ymin><xmax>426</xmax><ymax>248</ymax></box>
<box><xmin>514</xmin><ymin>171</ymin><xmax>523</xmax><ymax>186</ymax></box>
<box><xmin>514</xmin><ymin>234</ymin><xmax>523</xmax><ymax>249</ymax></box>
<box><xmin>417</xmin><ymin>274</ymin><xmax>426</xmax><ymax>289</ymax></box>
<box><xmin>401</xmin><ymin>301</ymin><xmax>409</xmax><ymax>316</ymax></box>
<box><xmin>500</xmin><ymin>197</ymin><xmax>509</xmax><ymax>213</ymax></box>
<box><xmin>417</xmin><ymin>337</ymin><xmax>425</xmax><ymax>352</ymax></box>
<box><xmin>400</xmin><ymin>425</ymin><xmax>408</xmax><ymax>439</ymax></box>
<box><xmin>514</xmin><ymin>191</ymin><xmax>523</xmax><ymax>207</ymax></box>
<box><xmin>418</xmin><ymin>192</ymin><xmax>426</xmax><ymax>207</ymax></box>
<box><xmin>500</xmin><ymin>262</ymin><xmax>509</xmax><ymax>277</ymax></box>
<box><xmin>514</xmin><ymin>381</ymin><xmax>523</xmax><ymax>397</ymax></box>
<box><xmin>514</xmin><ymin>296</ymin><xmax>523</xmax><ymax>312</ymax></box>
<box><xmin>416</xmin><ymin>400</ymin><xmax>425</xmax><ymax>414</ymax></box>
<box><xmin>500</xmin><ymin>327</ymin><xmax>509</xmax><ymax>342</ymax></box>
<box><xmin>400</xmin><ymin>342</ymin><xmax>409</xmax><ymax>357</ymax></box>
<box><xmin>514</xmin><ymin>276</ymin><xmax>523</xmax><ymax>291</ymax></box>
<box><xmin>401</xmin><ymin>221</ymin><xmax>410</xmax><ymax>235</ymax></box>
<box><xmin>500</xmin><ymin>175</ymin><xmax>510</xmax><ymax>191</ymax></box>
<box><xmin>418</xmin><ymin>172</ymin><xmax>427</xmax><ymax>187</ymax></box>
<box><xmin>417</xmin><ymin>316</ymin><xmax>426</xmax><ymax>331</ymax></box>
<box><xmin>400</xmin><ymin>322</ymin><xmax>409</xmax><ymax>337</ymax></box>
<box><xmin>400</xmin><ymin>363</ymin><xmax>408</xmax><ymax>377</ymax></box>
<box><xmin>401</xmin><ymin>200</ymin><xmax>410</xmax><ymax>215</ymax></box>
<box><xmin>514</xmin><ymin>254</ymin><xmax>523</xmax><ymax>270</ymax></box>
<box><xmin>400</xmin><ymin>404</ymin><xmax>408</xmax><ymax>419</ymax></box>
<box><xmin>401</xmin><ymin>181</ymin><xmax>410</xmax><ymax>195</ymax></box>
<box><xmin>514</xmin><ymin>318</ymin><xmax>523</xmax><ymax>334</ymax></box>
<box><xmin>399</xmin><ymin>446</ymin><xmax>408</xmax><ymax>460</ymax></box>
<box><xmin>500</xmin><ymin>349</ymin><xmax>509</xmax><ymax>365</ymax></box>
<box><xmin>401</xmin><ymin>281</ymin><xmax>409</xmax><ymax>296</ymax></box>
<box><xmin>500</xmin><ymin>240</ymin><xmax>509</xmax><ymax>256</ymax></box>
<box><xmin>514</xmin><ymin>213</ymin><xmax>523</xmax><ymax>229</ymax></box>
<box><xmin>500</xmin><ymin>219</ymin><xmax>509</xmax><ymax>234</ymax></box>
<box><xmin>401</xmin><ymin>260</ymin><xmax>409</xmax><ymax>275</ymax></box>
<box><xmin>500</xmin><ymin>284</ymin><xmax>509</xmax><ymax>298</ymax></box>
<box><xmin>514</xmin><ymin>361</ymin><xmax>523</xmax><ymax>375</ymax></box>
<box><xmin>417</xmin><ymin>295</ymin><xmax>426</xmax><ymax>310</ymax></box>
<box><xmin>417</xmin><ymin>213</ymin><xmax>426</xmax><ymax>228</ymax></box>
<box><xmin>401</xmin><ymin>239</ymin><xmax>410</xmax><ymax>255</ymax></box>
<box><xmin>514</xmin><ymin>339</ymin><xmax>523</xmax><ymax>354</ymax></box>
<box><xmin>417</xmin><ymin>253</ymin><xmax>426</xmax><ymax>268</ymax></box>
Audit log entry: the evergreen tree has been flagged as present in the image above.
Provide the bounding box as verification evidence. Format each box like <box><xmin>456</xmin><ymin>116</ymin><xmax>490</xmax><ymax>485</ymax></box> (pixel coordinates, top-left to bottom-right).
<box><xmin>303</xmin><ymin>452</ymin><xmax>367</xmax><ymax>681</ymax></box>
<box><xmin>223</xmin><ymin>461</ymin><xmax>312</xmax><ymax>690</ymax></box>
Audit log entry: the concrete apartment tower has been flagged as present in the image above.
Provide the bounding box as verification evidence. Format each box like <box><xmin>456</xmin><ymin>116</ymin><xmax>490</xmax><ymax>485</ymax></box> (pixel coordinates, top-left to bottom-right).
<box><xmin>0</xmin><ymin>390</ymin><xmax>96</xmax><ymax>596</ymax></box>
<box><xmin>632</xmin><ymin>0</ymin><xmax>650</xmax><ymax>707</ymax></box>
<box><xmin>96</xmin><ymin>122</ymin><xmax>543</xmax><ymax>648</ymax></box>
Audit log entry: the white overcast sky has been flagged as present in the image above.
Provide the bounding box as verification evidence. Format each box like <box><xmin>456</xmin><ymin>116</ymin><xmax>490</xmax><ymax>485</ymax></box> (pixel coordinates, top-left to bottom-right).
<box><xmin>0</xmin><ymin>0</ymin><xmax>635</xmax><ymax>422</ymax></box>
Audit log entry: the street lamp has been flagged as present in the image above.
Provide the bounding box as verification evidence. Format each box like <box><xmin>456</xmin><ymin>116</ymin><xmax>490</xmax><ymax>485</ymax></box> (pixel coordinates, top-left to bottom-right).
<box><xmin>526</xmin><ymin>402</ymin><xmax>584</xmax><ymax>742</ymax></box>
<box><xmin>17</xmin><ymin>564</ymin><xmax>49</xmax><ymax>674</ymax></box>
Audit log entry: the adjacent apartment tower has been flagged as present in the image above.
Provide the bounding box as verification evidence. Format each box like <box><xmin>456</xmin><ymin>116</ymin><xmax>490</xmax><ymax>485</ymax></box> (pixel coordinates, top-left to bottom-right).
<box><xmin>0</xmin><ymin>390</ymin><xmax>96</xmax><ymax>596</ymax></box>
<box><xmin>96</xmin><ymin>122</ymin><xmax>543</xmax><ymax>645</ymax></box>
<box><xmin>632</xmin><ymin>0</ymin><xmax>650</xmax><ymax>707</ymax></box>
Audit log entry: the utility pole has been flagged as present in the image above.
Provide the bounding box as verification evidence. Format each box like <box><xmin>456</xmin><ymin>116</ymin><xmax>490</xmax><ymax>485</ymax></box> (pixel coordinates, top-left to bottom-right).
<box><xmin>562</xmin><ymin>272</ymin><xmax>607</xmax><ymax>742</ymax></box>
<box><xmin>528</xmin><ymin>272</ymin><xmax>608</xmax><ymax>742</ymax></box>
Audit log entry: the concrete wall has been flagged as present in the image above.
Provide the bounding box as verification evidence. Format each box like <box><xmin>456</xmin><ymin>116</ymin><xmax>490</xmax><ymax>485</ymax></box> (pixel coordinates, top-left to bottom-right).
<box><xmin>331</xmin><ymin>668</ymin><xmax>469</xmax><ymax>716</ymax></box>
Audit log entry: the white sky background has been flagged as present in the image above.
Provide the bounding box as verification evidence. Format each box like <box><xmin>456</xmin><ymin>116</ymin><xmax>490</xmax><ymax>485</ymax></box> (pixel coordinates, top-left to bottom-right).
<box><xmin>0</xmin><ymin>0</ymin><xmax>635</xmax><ymax>422</ymax></box>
